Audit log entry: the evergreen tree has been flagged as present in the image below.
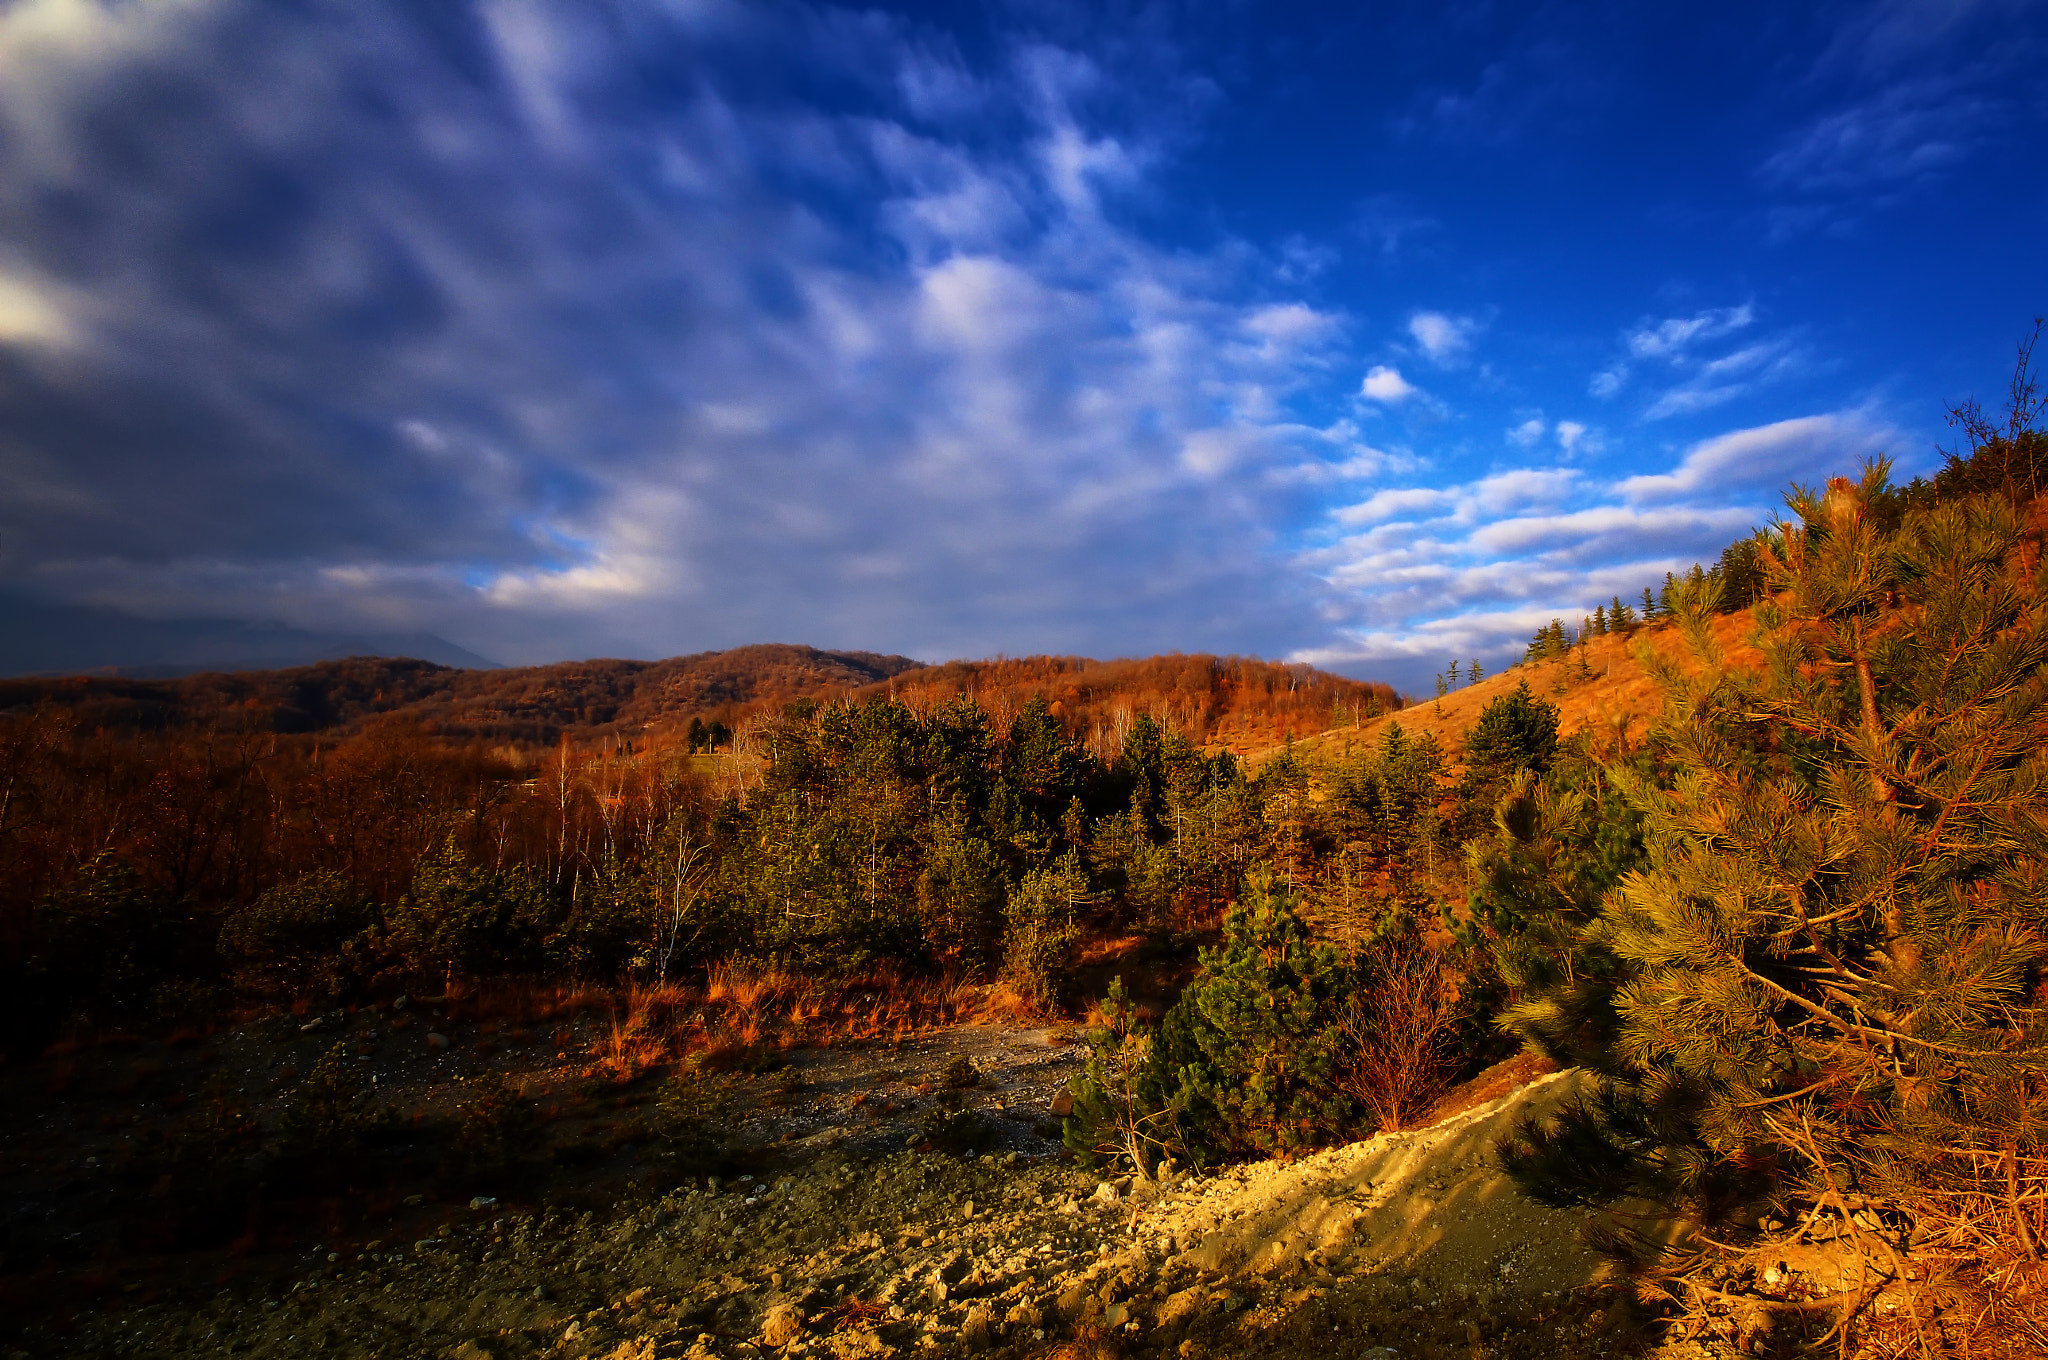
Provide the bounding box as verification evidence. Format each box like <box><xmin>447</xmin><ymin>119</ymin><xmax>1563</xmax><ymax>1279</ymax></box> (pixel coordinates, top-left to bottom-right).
<box><xmin>1498</xmin><ymin>468</ymin><xmax>2048</xmax><ymax>1331</ymax></box>
<box><xmin>1064</xmin><ymin>872</ymin><xmax>1357</xmax><ymax>1169</ymax></box>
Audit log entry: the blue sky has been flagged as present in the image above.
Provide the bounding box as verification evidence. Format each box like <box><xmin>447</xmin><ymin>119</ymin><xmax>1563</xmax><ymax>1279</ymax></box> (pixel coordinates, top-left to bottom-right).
<box><xmin>0</xmin><ymin>0</ymin><xmax>2043</xmax><ymax>690</ymax></box>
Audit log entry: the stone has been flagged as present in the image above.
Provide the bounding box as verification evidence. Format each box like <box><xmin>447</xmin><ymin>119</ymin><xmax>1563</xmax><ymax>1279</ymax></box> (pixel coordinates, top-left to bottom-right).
<box><xmin>960</xmin><ymin>1304</ymin><xmax>994</xmax><ymax>1347</ymax></box>
<box><xmin>447</xmin><ymin>1343</ymin><xmax>495</xmax><ymax>1360</ymax></box>
<box><xmin>469</xmin><ymin>1196</ymin><xmax>498</xmax><ymax>1211</ymax></box>
<box><xmin>1003</xmin><ymin>1302</ymin><xmax>1042</xmax><ymax>1330</ymax></box>
<box><xmin>428</xmin><ymin>1032</ymin><xmax>451</xmax><ymax>1048</ymax></box>
<box><xmin>1049</xmin><ymin>1090</ymin><xmax>1075</xmax><ymax>1118</ymax></box>
<box><xmin>1090</xmin><ymin>1182</ymin><xmax>1119</xmax><ymax>1206</ymax></box>
<box><xmin>760</xmin><ymin>1302</ymin><xmax>804</xmax><ymax>1347</ymax></box>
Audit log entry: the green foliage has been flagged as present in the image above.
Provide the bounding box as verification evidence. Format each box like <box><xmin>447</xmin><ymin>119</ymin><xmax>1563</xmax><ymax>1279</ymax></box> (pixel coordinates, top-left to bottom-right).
<box><xmin>1455</xmin><ymin>681</ymin><xmax>1561</xmax><ymax>839</ymax></box>
<box><xmin>218</xmin><ymin>870</ymin><xmax>376</xmax><ymax>998</ymax></box>
<box><xmin>553</xmin><ymin>853</ymin><xmax>660</xmax><ymax>980</ymax></box>
<box><xmin>1064</xmin><ymin>873</ymin><xmax>1357</xmax><ymax>1170</ymax></box>
<box><xmin>278</xmin><ymin>1042</ymin><xmax>372</xmax><ymax>1161</ymax></box>
<box><xmin>386</xmin><ymin>837</ymin><xmax>558</xmax><ymax>983</ymax></box>
<box><xmin>917</xmin><ymin>813</ymin><xmax>1007</xmax><ymax>970</ymax></box>
<box><xmin>1463</xmin><ymin>680</ymin><xmax>1560</xmax><ymax>777</ymax></box>
<box><xmin>1334</xmin><ymin>721</ymin><xmax>1447</xmax><ymax>861</ymax></box>
<box><xmin>1002</xmin><ymin>852</ymin><xmax>1088</xmax><ymax>1006</ymax></box>
<box><xmin>1462</xmin><ymin>755</ymin><xmax>1648</xmax><ymax>1068</ymax></box>
<box><xmin>30</xmin><ymin>852</ymin><xmax>191</xmax><ymax>1022</ymax></box>
<box><xmin>1498</xmin><ymin>468</ymin><xmax>2048</xmax><ymax>1260</ymax></box>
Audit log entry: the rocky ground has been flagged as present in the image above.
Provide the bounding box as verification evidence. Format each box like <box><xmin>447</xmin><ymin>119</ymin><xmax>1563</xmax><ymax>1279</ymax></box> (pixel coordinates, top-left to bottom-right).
<box><xmin>8</xmin><ymin>1050</ymin><xmax>1744</xmax><ymax>1360</ymax></box>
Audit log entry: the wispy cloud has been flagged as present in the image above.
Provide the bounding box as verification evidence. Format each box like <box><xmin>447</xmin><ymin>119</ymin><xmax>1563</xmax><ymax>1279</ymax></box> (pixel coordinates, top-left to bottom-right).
<box><xmin>1591</xmin><ymin>304</ymin><xmax>1807</xmax><ymax>419</ymax></box>
<box><xmin>0</xmin><ymin>0</ymin><xmax>1381</xmax><ymax>666</ymax></box>
<box><xmin>1408</xmin><ymin>310</ymin><xmax>1480</xmax><ymax>366</ymax></box>
<box><xmin>1298</xmin><ymin>409</ymin><xmax>1892</xmax><ymax>685</ymax></box>
<box><xmin>1761</xmin><ymin>78</ymin><xmax>1995</xmax><ymax>194</ymax></box>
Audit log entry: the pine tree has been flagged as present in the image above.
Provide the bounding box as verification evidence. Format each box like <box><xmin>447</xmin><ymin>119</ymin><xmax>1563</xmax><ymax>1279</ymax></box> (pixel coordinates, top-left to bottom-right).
<box><xmin>1498</xmin><ymin>467</ymin><xmax>2048</xmax><ymax>1338</ymax></box>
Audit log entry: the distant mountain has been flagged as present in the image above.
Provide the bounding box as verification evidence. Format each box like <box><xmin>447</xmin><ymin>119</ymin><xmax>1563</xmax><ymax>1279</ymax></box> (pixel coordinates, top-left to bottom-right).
<box><xmin>0</xmin><ymin>596</ymin><xmax>498</xmax><ymax>677</ymax></box>
<box><xmin>0</xmin><ymin>643</ymin><xmax>929</xmax><ymax>742</ymax></box>
<box><xmin>0</xmin><ymin>642</ymin><xmax>1399</xmax><ymax>751</ymax></box>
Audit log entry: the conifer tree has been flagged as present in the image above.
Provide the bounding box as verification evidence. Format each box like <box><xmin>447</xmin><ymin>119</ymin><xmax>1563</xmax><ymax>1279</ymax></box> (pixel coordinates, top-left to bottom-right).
<box><xmin>1498</xmin><ymin>466</ymin><xmax>2048</xmax><ymax>1337</ymax></box>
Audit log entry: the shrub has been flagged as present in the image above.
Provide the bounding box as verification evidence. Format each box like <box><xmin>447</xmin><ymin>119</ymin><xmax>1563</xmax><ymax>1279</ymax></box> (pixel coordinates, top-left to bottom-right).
<box><xmin>218</xmin><ymin>870</ymin><xmax>376</xmax><ymax>999</ymax></box>
<box><xmin>385</xmin><ymin>837</ymin><xmax>557</xmax><ymax>985</ymax></box>
<box><xmin>1064</xmin><ymin>872</ymin><xmax>1357</xmax><ymax>1171</ymax></box>
<box><xmin>29</xmin><ymin>853</ymin><xmax>191</xmax><ymax>1024</ymax></box>
<box><xmin>1335</xmin><ymin>911</ymin><xmax>1466</xmax><ymax>1131</ymax></box>
<box><xmin>919</xmin><ymin>1090</ymin><xmax>995</xmax><ymax>1156</ymax></box>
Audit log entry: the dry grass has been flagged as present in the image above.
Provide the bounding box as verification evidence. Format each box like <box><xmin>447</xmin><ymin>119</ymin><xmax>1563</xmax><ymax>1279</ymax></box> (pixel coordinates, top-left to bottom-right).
<box><xmin>443</xmin><ymin>963</ymin><xmax>1046</xmax><ymax>1087</ymax></box>
<box><xmin>1247</xmin><ymin>608</ymin><xmax>1769</xmax><ymax>772</ymax></box>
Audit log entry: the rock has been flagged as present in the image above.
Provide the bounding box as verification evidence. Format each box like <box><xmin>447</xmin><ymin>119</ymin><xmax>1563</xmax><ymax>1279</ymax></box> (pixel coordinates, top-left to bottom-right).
<box><xmin>760</xmin><ymin>1302</ymin><xmax>804</xmax><ymax>1347</ymax></box>
<box><xmin>1049</xmin><ymin>1090</ymin><xmax>1075</xmax><ymax>1118</ymax></box>
<box><xmin>961</xmin><ymin>1200</ymin><xmax>975</xmax><ymax>1220</ymax></box>
<box><xmin>428</xmin><ymin>1032</ymin><xmax>450</xmax><ymax>1048</ymax></box>
<box><xmin>1003</xmin><ymin>1302</ymin><xmax>1042</xmax><ymax>1330</ymax></box>
<box><xmin>447</xmin><ymin>1343</ymin><xmax>495</xmax><ymax>1360</ymax></box>
<box><xmin>622</xmin><ymin>1286</ymin><xmax>651</xmax><ymax>1307</ymax></box>
<box><xmin>404</xmin><ymin>1194</ymin><xmax>425</xmax><ymax>1207</ymax></box>
<box><xmin>300</xmin><ymin>1017</ymin><xmax>325</xmax><ymax>1033</ymax></box>
<box><xmin>469</xmin><ymin>1196</ymin><xmax>498</xmax><ymax>1211</ymax></box>
<box><xmin>393</xmin><ymin>995</ymin><xmax>409</xmax><ymax>1011</ymax></box>
<box><xmin>1090</xmin><ymin>1181</ymin><xmax>1119</xmax><ymax>1206</ymax></box>
<box><xmin>960</xmin><ymin>1303</ymin><xmax>994</xmax><ymax>1347</ymax></box>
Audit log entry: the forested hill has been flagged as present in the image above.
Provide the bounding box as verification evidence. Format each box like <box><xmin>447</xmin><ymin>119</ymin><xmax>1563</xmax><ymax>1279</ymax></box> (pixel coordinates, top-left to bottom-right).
<box><xmin>0</xmin><ymin>644</ymin><xmax>924</xmax><ymax>745</ymax></box>
<box><xmin>850</xmin><ymin>654</ymin><xmax>1399</xmax><ymax>754</ymax></box>
<box><xmin>0</xmin><ymin>644</ymin><xmax>1397</xmax><ymax>749</ymax></box>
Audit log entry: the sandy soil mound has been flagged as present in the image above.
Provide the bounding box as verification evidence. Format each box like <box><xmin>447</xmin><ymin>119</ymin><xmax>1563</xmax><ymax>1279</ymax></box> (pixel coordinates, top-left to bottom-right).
<box><xmin>43</xmin><ymin>1065</ymin><xmax>1726</xmax><ymax>1360</ymax></box>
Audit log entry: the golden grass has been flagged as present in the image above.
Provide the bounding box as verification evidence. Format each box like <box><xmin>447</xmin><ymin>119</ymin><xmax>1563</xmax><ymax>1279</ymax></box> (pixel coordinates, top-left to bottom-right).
<box><xmin>431</xmin><ymin>964</ymin><xmax>1054</xmax><ymax>1085</ymax></box>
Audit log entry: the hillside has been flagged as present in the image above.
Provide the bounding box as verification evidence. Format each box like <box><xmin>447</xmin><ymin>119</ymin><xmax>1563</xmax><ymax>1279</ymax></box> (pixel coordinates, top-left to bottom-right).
<box><xmin>0</xmin><ymin>646</ymin><xmax>1397</xmax><ymax>751</ymax></box>
<box><xmin>1260</xmin><ymin>605</ymin><xmax>1765</xmax><ymax>769</ymax></box>
<box><xmin>850</xmin><ymin>654</ymin><xmax>1399</xmax><ymax>756</ymax></box>
<box><xmin>0</xmin><ymin>644</ymin><xmax>926</xmax><ymax>746</ymax></box>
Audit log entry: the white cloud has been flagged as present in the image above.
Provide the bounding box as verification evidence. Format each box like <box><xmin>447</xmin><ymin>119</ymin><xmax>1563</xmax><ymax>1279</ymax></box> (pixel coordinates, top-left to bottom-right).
<box><xmin>1555</xmin><ymin>420</ymin><xmax>1587</xmax><ymax>452</ymax></box>
<box><xmin>1621</xmin><ymin>412</ymin><xmax>1893</xmax><ymax>501</ymax></box>
<box><xmin>1360</xmin><ymin>364</ymin><xmax>1418</xmax><ymax>403</ymax></box>
<box><xmin>1508</xmin><ymin>417</ymin><xmax>1545</xmax><ymax>446</ymax></box>
<box><xmin>1333</xmin><ymin>486</ymin><xmax>1452</xmax><ymax>526</ymax></box>
<box><xmin>1408</xmin><ymin>310</ymin><xmax>1477</xmax><ymax>366</ymax></box>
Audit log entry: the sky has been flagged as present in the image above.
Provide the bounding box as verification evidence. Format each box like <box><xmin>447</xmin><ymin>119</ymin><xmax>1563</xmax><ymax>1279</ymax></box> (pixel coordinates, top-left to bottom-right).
<box><xmin>1</xmin><ymin>0</ymin><xmax>2044</xmax><ymax>692</ymax></box>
